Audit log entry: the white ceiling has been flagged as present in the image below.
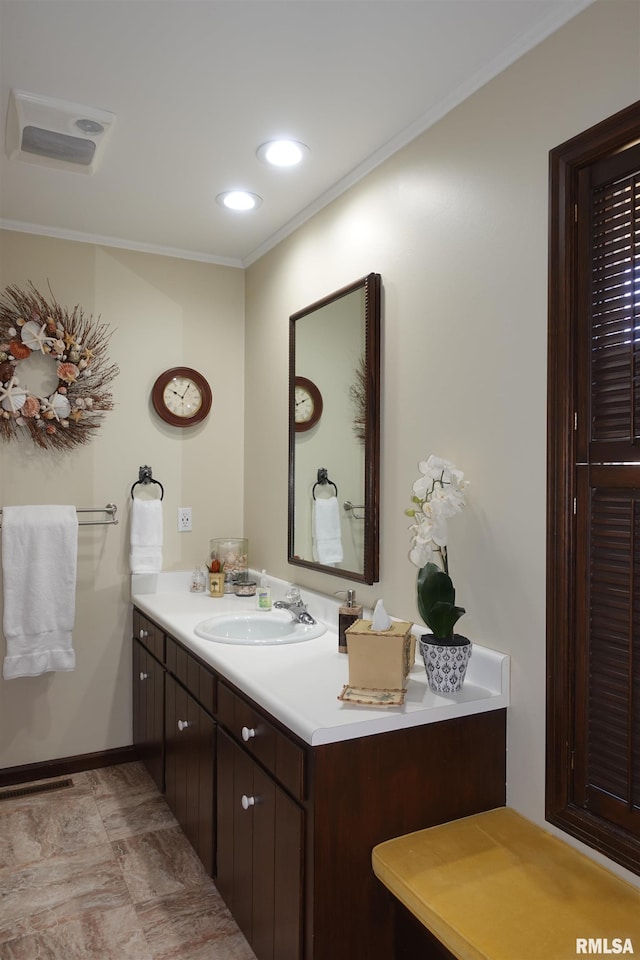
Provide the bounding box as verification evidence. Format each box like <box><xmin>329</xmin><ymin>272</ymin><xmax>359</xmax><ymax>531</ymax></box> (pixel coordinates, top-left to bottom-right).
<box><xmin>0</xmin><ymin>0</ymin><xmax>592</xmax><ymax>268</ymax></box>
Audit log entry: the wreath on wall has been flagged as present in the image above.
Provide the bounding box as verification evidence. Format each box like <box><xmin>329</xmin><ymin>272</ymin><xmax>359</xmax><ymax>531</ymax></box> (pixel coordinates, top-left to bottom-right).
<box><xmin>0</xmin><ymin>282</ymin><xmax>119</xmax><ymax>451</ymax></box>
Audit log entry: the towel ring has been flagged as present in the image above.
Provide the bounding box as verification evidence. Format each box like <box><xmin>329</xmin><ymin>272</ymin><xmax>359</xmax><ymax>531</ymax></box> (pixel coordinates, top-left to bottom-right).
<box><xmin>131</xmin><ymin>465</ymin><xmax>164</xmax><ymax>500</ymax></box>
<box><xmin>312</xmin><ymin>467</ymin><xmax>338</xmax><ymax>500</ymax></box>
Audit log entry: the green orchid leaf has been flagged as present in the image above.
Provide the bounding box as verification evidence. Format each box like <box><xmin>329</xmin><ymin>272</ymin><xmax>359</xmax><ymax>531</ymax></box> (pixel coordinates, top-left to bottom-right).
<box><xmin>416</xmin><ymin>562</ymin><xmax>465</xmax><ymax>641</ymax></box>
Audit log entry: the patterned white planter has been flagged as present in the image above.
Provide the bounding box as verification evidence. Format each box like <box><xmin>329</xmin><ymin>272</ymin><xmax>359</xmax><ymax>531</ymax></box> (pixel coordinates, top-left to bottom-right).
<box><xmin>419</xmin><ymin>636</ymin><xmax>472</xmax><ymax>693</ymax></box>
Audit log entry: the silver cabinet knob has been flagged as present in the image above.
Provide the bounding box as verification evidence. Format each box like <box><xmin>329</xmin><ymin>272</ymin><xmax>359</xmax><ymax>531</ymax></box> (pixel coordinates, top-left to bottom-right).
<box><xmin>139</xmin><ymin>671</ymin><xmax>149</xmax><ymax>681</ymax></box>
<box><xmin>139</xmin><ymin>629</ymin><xmax>148</xmax><ymax>639</ymax></box>
<box><xmin>241</xmin><ymin>794</ymin><xmax>256</xmax><ymax>810</ymax></box>
<box><xmin>241</xmin><ymin>726</ymin><xmax>256</xmax><ymax>742</ymax></box>
<box><xmin>177</xmin><ymin>719</ymin><xmax>191</xmax><ymax>732</ymax></box>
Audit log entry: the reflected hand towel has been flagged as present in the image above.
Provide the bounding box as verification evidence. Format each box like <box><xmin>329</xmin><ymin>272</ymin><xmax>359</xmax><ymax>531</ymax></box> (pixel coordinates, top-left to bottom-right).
<box><xmin>2</xmin><ymin>505</ymin><xmax>78</xmax><ymax>679</ymax></box>
<box><xmin>312</xmin><ymin>496</ymin><xmax>344</xmax><ymax>565</ymax></box>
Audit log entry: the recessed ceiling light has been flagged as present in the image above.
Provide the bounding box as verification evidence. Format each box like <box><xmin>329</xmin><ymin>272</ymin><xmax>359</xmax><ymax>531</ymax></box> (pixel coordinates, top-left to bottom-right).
<box><xmin>216</xmin><ymin>190</ymin><xmax>263</xmax><ymax>211</ymax></box>
<box><xmin>257</xmin><ymin>139</ymin><xmax>309</xmax><ymax>167</ymax></box>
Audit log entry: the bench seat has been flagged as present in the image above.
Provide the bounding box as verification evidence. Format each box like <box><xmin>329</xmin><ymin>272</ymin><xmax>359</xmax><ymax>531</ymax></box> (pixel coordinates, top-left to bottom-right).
<box><xmin>372</xmin><ymin>807</ymin><xmax>640</xmax><ymax>960</ymax></box>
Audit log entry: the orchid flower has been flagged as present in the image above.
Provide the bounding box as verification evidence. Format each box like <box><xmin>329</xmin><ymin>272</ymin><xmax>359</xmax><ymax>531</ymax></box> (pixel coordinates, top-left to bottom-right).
<box><xmin>406</xmin><ymin>455</ymin><xmax>468</xmax><ymax>574</ymax></box>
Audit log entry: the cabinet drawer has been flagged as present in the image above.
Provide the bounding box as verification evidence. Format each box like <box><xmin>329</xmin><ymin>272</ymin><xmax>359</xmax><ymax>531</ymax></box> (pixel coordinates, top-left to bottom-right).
<box><xmin>133</xmin><ymin>609</ymin><xmax>164</xmax><ymax>662</ymax></box>
<box><xmin>218</xmin><ymin>683</ymin><xmax>305</xmax><ymax>802</ymax></box>
<box><xmin>165</xmin><ymin>636</ymin><xmax>217</xmax><ymax>717</ymax></box>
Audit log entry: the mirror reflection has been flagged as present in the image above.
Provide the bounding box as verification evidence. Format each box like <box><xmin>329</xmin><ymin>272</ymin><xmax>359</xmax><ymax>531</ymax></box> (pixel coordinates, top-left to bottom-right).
<box><xmin>288</xmin><ymin>273</ymin><xmax>380</xmax><ymax>584</ymax></box>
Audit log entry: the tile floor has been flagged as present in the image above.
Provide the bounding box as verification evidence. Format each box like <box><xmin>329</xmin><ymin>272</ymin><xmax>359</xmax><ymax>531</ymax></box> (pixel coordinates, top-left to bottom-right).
<box><xmin>0</xmin><ymin>761</ymin><xmax>257</xmax><ymax>960</ymax></box>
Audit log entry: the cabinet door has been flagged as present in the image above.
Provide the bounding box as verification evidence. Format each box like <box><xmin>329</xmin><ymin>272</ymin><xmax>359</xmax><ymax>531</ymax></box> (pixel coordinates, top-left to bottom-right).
<box><xmin>132</xmin><ymin>638</ymin><xmax>164</xmax><ymax>792</ymax></box>
<box><xmin>216</xmin><ymin>727</ymin><xmax>254</xmax><ymax>937</ymax></box>
<box><xmin>253</xmin><ymin>762</ymin><xmax>304</xmax><ymax>960</ymax></box>
<box><xmin>217</xmin><ymin>728</ymin><xmax>303</xmax><ymax>960</ymax></box>
<box><xmin>165</xmin><ymin>673</ymin><xmax>216</xmax><ymax>876</ymax></box>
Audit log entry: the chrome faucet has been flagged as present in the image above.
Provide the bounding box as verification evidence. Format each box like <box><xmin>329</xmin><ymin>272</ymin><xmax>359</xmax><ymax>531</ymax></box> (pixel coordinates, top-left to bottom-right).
<box><xmin>274</xmin><ymin>587</ymin><xmax>316</xmax><ymax>625</ymax></box>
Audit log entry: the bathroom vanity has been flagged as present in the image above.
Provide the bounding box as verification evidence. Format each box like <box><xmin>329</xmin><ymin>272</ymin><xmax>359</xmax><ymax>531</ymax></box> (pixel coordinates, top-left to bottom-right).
<box><xmin>131</xmin><ymin>575</ymin><xmax>509</xmax><ymax>960</ymax></box>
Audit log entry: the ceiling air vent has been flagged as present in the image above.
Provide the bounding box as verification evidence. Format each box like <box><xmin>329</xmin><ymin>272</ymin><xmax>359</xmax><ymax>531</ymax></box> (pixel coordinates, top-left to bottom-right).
<box><xmin>5</xmin><ymin>89</ymin><xmax>115</xmax><ymax>174</ymax></box>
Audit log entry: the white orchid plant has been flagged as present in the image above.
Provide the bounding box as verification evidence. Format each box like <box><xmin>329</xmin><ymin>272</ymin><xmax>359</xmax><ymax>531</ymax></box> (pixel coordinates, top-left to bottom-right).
<box><xmin>406</xmin><ymin>455</ymin><xmax>469</xmax><ymax>644</ymax></box>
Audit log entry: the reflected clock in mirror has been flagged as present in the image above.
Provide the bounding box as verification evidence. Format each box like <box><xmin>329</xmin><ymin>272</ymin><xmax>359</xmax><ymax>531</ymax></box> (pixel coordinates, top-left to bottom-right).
<box><xmin>288</xmin><ymin>273</ymin><xmax>381</xmax><ymax>584</ymax></box>
<box><xmin>294</xmin><ymin>376</ymin><xmax>323</xmax><ymax>432</ymax></box>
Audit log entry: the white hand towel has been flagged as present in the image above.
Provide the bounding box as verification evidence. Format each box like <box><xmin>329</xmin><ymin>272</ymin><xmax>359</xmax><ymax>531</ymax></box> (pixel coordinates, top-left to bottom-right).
<box><xmin>312</xmin><ymin>496</ymin><xmax>344</xmax><ymax>565</ymax></box>
<box><xmin>129</xmin><ymin>498</ymin><xmax>163</xmax><ymax>574</ymax></box>
<box><xmin>2</xmin><ymin>505</ymin><xmax>78</xmax><ymax>679</ymax></box>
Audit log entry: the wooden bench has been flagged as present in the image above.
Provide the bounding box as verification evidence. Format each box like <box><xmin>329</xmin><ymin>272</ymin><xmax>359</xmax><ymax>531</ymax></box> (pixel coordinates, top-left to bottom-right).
<box><xmin>372</xmin><ymin>807</ymin><xmax>640</xmax><ymax>960</ymax></box>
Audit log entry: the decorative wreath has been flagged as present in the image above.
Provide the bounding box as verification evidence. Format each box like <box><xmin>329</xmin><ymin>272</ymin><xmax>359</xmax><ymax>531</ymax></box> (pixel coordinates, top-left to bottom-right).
<box><xmin>0</xmin><ymin>282</ymin><xmax>119</xmax><ymax>451</ymax></box>
<box><xmin>349</xmin><ymin>353</ymin><xmax>367</xmax><ymax>444</ymax></box>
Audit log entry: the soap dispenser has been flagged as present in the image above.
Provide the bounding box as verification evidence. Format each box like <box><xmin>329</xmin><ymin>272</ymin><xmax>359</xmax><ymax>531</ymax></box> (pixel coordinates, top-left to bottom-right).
<box><xmin>256</xmin><ymin>570</ymin><xmax>272</xmax><ymax>610</ymax></box>
<box><xmin>337</xmin><ymin>589</ymin><xmax>363</xmax><ymax>654</ymax></box>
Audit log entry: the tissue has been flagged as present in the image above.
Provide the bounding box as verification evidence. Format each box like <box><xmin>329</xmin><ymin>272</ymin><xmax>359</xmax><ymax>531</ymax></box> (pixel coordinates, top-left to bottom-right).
<box><xmin>372</xmin><ymin>599</ymin><xmax>392</xmax><ymax>631</ymax></box>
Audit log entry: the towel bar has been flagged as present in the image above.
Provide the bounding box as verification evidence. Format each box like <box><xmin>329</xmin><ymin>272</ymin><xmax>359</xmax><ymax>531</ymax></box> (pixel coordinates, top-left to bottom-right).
<box><xmin>344</xmin><ymin>501</ymin><xmax>365</xmax><ymax>519</ymax></box>
<box><xmin>0</xmin><ymin>503</ymin><xmax>119</xmax><ymax>526</ymax></box>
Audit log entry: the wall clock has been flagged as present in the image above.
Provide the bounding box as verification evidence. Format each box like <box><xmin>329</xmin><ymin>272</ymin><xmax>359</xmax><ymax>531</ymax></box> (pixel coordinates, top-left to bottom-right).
<box><xmin>152</xmin><ymin>367</ymin><xmax>212</xmax><ymax>427</ymax></box>
<box><xmin>294</xmin><ymin>376</ymin><xmax>323</xmax><ymax>432</ymax></box>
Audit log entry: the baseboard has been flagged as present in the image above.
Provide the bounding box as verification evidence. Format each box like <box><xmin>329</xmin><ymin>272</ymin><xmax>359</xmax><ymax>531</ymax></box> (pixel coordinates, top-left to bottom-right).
<box><xmin>0</xmin><ymin>745</ymin><xmax>138</xmax><ymax>787</ymax></box>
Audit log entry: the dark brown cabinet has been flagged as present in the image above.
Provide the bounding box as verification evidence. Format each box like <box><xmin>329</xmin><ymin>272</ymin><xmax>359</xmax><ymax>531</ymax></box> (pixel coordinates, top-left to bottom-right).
<box><xmin>217</xmin><ymin>727</ymin><xmax>304</xmax><ymax>960</ymax></box>
<box><xmin>133</xmin><ymin>611</ymin><xmax>217</xmax><ymax>877</ymax></box>
<box><xmin>133</xmin><ymin>605</ymin><xmax>507</xmax><ymax>960</ymax></box>
<box><xmin>165</xmin><ymin>672</ymin><xmax>216</xmax><ymax>876</ymax></box>
<box><xmin>132</xmin><ymin>636</ymin><xmax>164</xmax><ymax>793</ymax></box>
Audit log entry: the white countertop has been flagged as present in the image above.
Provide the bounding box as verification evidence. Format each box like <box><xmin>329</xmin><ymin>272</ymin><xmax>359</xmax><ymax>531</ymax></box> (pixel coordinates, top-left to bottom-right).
<box><xmin>132</xmin><ymin>571</ymin><xmax>510</xmax><ymax>747</ymax></box>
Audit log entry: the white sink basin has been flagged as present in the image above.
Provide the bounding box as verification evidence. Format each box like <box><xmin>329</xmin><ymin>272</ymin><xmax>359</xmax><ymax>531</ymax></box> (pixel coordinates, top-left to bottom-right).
<box><xmin>194</xmin><ymin>611</ymin><xmax>326</xmax><ymax>645</ymax></box>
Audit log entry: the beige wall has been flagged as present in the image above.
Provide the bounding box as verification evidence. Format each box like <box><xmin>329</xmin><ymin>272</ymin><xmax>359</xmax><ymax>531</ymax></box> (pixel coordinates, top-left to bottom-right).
<box><xmin>1</xmin><ymin>0</ymin><xmax>638</xmax><ymax>888</ymax></box>
<box><xmin>0</xmin><ymin>231</ymin><xmax>244</xmax><ymax>768</ymax></box>
<box><xmin>244</xmin><ymin>0</ymin><xmax>640</xmax><ymax>886</ymax></box>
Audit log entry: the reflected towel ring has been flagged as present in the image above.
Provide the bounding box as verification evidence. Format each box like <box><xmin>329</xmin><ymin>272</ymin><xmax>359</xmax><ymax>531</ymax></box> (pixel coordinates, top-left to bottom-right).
<box><xmin>312</xmin><ymin>467</ymin><xmax>338</xmax><ymax>499</ymax></box>
<box><xmin>131</xmin><ymin>465</ymin><xmax>164</xmax><ymax>500</ymax></box>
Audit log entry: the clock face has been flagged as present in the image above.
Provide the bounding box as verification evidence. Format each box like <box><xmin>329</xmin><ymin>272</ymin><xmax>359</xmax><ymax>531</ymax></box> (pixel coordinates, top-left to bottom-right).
<box><xmin>294</xmin><ymin>376</ymin><xmax>323</xmax><ymax>432</ymax></box>
<box><xmin>295</xmin><ymin>385</ymin><xmax>314</xmax><ymax>423</ymax></box>
<box><xmin>152</xmin><ymin>367</ymin><xmax>212</xmax><ymax>427</ymax></box>
<box><xmin>162</xmin><ymin>376</ymin><xmax>203</xmax><ymax>418</ymax></box>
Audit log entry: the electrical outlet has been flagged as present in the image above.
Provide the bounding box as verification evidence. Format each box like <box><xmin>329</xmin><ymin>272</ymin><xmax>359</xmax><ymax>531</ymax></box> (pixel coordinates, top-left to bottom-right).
<box><xmin>177</xmin><ymin>507</ymin><xmax>192</xmax><ymax>532</ymax></box>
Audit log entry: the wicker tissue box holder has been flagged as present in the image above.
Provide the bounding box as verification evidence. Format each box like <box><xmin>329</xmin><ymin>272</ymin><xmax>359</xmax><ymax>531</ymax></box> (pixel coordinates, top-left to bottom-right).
<box><xmin>339</xmin><ymin>618</ymin><xmax>414</xmax><ymax>706</ymax></box>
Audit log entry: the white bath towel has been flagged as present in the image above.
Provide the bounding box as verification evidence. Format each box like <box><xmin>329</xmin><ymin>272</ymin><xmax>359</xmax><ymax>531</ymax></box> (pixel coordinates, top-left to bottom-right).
<box><xmin>2</xmin><ymin>505</ymin><xmax>78</xmax><ymax>679</ymax></box>
<box><xmin>129</xmin><ymin>498</ymin><xmax>163</xmax><ymax>574</ymax></box>
<box><xmin>312</xmin><ymin>496</ymin><xmax>344</xmax><ymax>565</ymax></box>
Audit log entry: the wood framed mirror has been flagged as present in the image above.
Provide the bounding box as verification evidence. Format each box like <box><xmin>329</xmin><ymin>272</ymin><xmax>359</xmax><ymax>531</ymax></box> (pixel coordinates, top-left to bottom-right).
<box><xmin>288</xmin><ymin>273</ymin><xmax>381</xmax><ymax>584</ymax></box>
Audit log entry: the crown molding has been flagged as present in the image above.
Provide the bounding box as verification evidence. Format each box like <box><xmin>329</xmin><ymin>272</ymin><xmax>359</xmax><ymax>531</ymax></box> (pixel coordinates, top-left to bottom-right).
<box><xmin>0</xmin><ymin>219</ymin><xmax>245</xmax><ymax>269</ymax></box>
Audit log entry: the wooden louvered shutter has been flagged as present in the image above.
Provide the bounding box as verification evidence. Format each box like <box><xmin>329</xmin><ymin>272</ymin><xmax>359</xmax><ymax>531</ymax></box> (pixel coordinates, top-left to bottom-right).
<box><xmin>548</xmin><ymin>99</ymin><xmax>640</xmax><ymax>877</ymax></box>
<box><xmin>583</xmin><ymin>144</ymin><xmax>640</xmax><ymax>459</ymax></box>
<box><xmin>573</xmin><ymin>145</ymin><xmax>640</xmax><ymax>834</ymax></box>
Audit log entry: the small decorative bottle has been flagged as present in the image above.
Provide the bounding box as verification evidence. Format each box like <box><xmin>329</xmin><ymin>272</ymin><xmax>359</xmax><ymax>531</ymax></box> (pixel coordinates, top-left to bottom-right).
<box><xmin>337</xmin><ymin>589</ymin><xmax>363</xmax><ymax>654</ymax></box>
<box><xmin>190</xmin><ymin>565</ymin><xmax>206</xmax><ymax>593</ymax></box>
<box><xmin>256</xmin><ymin>570</ymin><xmax>272</xmax><ymax>610</ymax></box>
